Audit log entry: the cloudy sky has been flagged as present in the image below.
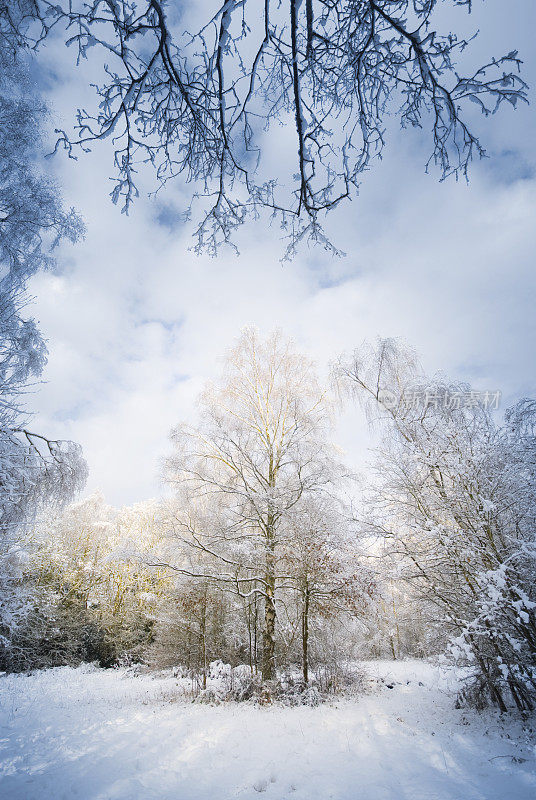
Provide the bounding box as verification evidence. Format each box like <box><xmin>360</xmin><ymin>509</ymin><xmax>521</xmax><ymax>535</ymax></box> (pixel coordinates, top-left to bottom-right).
<box><xmin>27</xmin><ymin>0</ymin><xmax>536</xmax><ymax>506</ymax></box>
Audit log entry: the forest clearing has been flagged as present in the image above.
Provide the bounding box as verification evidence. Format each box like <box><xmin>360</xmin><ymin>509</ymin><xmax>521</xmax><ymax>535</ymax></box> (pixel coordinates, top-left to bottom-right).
<box><xmin>2</xmin><ymin>660</ymin><xmax>535</xmax><ymax>800</ymax></box>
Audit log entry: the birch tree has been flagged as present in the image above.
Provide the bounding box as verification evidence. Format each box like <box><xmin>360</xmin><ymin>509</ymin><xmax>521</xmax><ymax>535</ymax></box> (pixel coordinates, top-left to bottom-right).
<box><xmin>163</xmin><ymin>328</ymin><xmax>343</xmax><ymax>682</ymax></box>
<box><xmin>334</xmin><ymin>339</ymin><xmax>536</xmax><ymax>711</ymax></box>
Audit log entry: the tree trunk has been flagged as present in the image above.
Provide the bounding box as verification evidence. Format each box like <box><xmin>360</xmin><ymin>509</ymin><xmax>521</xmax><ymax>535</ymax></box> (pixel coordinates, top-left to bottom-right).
<box><xmin>262</xmin><ymin>582</ymin><xmax>276</xmax><ymax>681</ymax></box>
<box><xmin>302</xmin><ymin>586</ymin><xmax>310</xmax><ymax>684</ymax></box>
<box><xmin>246</xmin><ymin>600</ymin><xmax>253</xmax><ymax>675</ymax></box>
<box><xmin>392</xmin><ymin>595</ymin><xmax>401</xmax><ymax>657</ymax></box>
<box><xmin>200</xmin><ymin>596</ymin><xmax>207</xmax><ymax>690</ymax></box>
<box><xmin>253</xmin><ymin>592</ymin><xmax>259</xmax><ymax>673</ymax></box>
<box><xmin>261</xmin><ymin>526</ymin><xmax>276</xmax><ymax>682</ymax></box>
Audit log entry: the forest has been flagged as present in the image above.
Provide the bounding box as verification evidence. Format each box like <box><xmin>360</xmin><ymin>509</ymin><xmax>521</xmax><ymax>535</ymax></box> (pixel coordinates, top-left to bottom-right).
<box><xmin>2</xmin><ymin>328</ymin><xmax>535</xmax><ymax>716</ymax></box>
<box><xmin>1</xmin><ymin>2</ymin><xmax>535</xmax><ymax>799</ymax></box>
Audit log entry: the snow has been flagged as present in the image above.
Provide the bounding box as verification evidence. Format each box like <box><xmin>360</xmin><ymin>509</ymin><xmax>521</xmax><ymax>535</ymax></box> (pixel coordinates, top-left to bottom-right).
<box><xmin>0</xmin><ymin>660</ymin><xmax>535</xmax><ymax>800</ymax></box>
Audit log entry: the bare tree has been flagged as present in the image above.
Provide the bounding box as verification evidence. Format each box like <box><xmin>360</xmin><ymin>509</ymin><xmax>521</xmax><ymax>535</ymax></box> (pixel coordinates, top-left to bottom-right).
<box><xmin>0</xmin><ymin>39</ymin><xmax>87</xmax><ymax>544</ymax></box>
<box><xmin>0</xmin><ymin>40</ymin><xmax>87</xmax><ymax>666</ymax></box>
<box><xmin>334</xmin><ymin>339</ymin><xmax>536</xmax><ymax>711</ymax></box>
<box><xmin>283</xmin><ymin>494</ymin><xmax>373</xmax><ymax>684</ymax></box>
<box><xmin>161</xmin><ymin>328</ymin><xmax>344</xmax><ymax>682</ymax></box>
<box><xmin>3</xmin><ymin>1</ymin><xmax>527</xmax><ymax>255</ymax></box>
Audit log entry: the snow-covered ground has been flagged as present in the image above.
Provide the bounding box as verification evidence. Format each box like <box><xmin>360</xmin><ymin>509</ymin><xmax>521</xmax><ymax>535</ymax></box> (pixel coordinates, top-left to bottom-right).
<box><xmin>0</xmin><ymin>660</ymin><xmax>535</xmax><ymax>800</ymax></box>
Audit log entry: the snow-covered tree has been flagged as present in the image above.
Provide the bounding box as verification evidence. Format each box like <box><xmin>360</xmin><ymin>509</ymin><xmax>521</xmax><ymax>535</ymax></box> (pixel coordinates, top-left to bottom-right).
<box><xmin>334</xmin><ymin>339</ymin><xmax>536</xmax><ymax>711</ymax></box>
<box><xmin>0</xmin><ymin>493</ymin><xmax>170</xmax><ymax>671</ymax></box>
<box><xmin>0</xmin><ymin>42</ymin><xmax>86</xmax><ymax>520</ymax></box>
<box><xmin>3</xmin><ymin>1</ymin><xmax>526</xmax><ymax>255</ymax></box>
<box><xmin>0</xmin><ymin>41</ymin><xmax>87</xmax><ymax>665</ymax></box>
<box><xmin>163</xmin><ymin>328</ymin><xmax>345</xmax><ymax>682</ymax></box>
<box><xmin>282</xmin><ymin>494</ymin><xmax>373</xmax><ymax>683</ymax></box>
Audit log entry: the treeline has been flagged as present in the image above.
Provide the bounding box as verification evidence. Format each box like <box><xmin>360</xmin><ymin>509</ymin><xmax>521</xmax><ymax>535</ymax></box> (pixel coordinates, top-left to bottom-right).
<box><xmin>1</xmin><ymin>330</ymin><xmax>535</xmax><ymax>711</ymax></box>
<box><xmin>0</xmin><ymin>490</ymin><xmax>438</xmax><ymax>686</ymax></box>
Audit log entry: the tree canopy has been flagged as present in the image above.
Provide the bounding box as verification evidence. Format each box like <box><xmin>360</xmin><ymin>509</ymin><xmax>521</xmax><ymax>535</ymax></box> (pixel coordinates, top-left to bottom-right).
<box><xmin>2</xmin><ymin>1</ymin><xmax>528</xmax><ymax>255</ymax></box>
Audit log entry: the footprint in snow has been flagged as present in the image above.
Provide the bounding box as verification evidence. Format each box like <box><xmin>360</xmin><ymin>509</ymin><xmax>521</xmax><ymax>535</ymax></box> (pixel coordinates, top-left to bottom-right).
<box><xmin>253</xmin><ymin>775</ymin><xmax>277</xmax><ymax>792</ymax></box>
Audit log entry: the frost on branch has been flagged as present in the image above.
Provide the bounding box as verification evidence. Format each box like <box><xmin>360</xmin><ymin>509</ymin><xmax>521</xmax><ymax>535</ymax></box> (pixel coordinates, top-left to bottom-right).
<box><xmin>0</xmin><ymin>34</ymin><xmax>87</xmax><ymax>667</ymax></box>
<box><xmin>3</xmin><ymin>0</ymin><xmax>528</xmax><ymax>255</ymax></box>
<box><xmin>334</xmin><ymin>339</ymin><xmax>536</xmax><ymax>712</ymax></box>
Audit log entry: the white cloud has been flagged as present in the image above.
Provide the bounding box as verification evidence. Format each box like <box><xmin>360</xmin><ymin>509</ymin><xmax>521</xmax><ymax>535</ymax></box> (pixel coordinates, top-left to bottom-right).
<box><xmin>25</xmin><ymin>0</ymin><xmax>536</xmax><ymax>505</ymax></box>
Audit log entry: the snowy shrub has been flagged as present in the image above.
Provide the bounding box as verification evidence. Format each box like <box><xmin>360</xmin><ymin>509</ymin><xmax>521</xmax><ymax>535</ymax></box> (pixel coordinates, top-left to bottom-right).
<box><xmin>227</xmin><ymin>667</ymin><xmax>263</xmax><ymax>702</ymax></box>
<box><xmin>171</xmin><ymin>665</ymin><xmax>188</xmax><ymax>679</ymax></box>
<box><xmin>300</xmin><ymin>686</ymin><xmax>322</xmax><ymax>707</ymax></box>
<box><xmin>208</xmin><ymin>659</ymin><xmax>232</xmax><ymax>681</ymax></box>
<box><xmin>193</xmin><ymin>688</ymin><xmax>222</xmax><ymax>705</ymax></box>
<box><xmin>449</xmin><ymin>563</ymin><xmax>536</xmax><ymax>712</ymax></box>
<box><xmin>314</xmin><ymin>661</ymin><xmax>361</xmax><ymax>695</ymax></box>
